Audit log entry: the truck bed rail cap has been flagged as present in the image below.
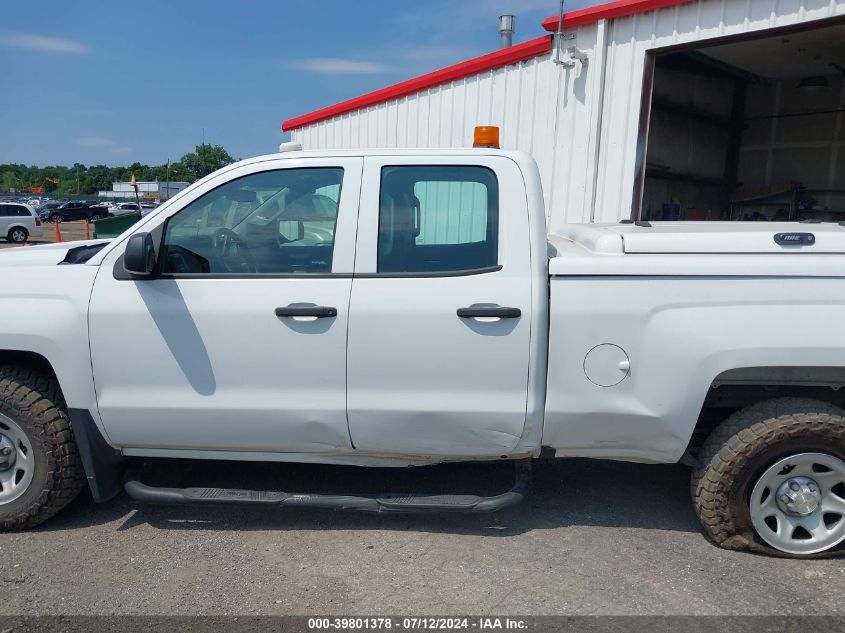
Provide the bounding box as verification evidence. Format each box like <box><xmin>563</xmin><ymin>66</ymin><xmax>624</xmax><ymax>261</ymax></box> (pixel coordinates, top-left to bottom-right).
<box><xmin>556</xmin><ymin>222</ymin><xmax>845</xmax><ymax>255</ymax></box>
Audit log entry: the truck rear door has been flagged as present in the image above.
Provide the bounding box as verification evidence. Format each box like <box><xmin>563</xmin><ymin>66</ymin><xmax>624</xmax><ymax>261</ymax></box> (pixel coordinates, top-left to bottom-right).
<box><xmin>346</xmin><ymin>156</ymin><xmax>533</xmax><ymax>456</ymax></box>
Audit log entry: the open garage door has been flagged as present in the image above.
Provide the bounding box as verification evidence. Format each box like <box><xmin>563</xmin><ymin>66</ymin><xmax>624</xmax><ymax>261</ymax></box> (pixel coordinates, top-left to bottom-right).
<box><xmin>636</xmin><ymin>19</ymin><xmax>845</xmax><ymax>222</ymax></box>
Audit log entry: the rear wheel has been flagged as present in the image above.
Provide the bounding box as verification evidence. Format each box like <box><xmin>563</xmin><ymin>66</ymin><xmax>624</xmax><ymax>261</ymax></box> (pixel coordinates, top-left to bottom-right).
<box><xmin>692</xmin><ymin>398</ymin><xmax>845</xmax><ymax>557</ymax></box>
<box><xmin>7</xmin><ymin>227</ymin><xmax>28</xmax><ymax>243</ymax></box>
<box><xmin>0</xmin><ymin>368</ymin><xmax>85</xmax><ymax>530</ymax></box>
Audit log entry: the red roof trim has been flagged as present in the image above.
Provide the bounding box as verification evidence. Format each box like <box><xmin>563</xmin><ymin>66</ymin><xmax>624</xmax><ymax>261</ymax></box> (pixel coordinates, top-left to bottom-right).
<box><xmin>541</xmin><ymin>0</ymin><xmax>693</xmax><ymax>31</ymax></box>
<box><xmin>281</xmin><ymin>35</ymin><xmax>551</xmax><ymax>132</ymax></box>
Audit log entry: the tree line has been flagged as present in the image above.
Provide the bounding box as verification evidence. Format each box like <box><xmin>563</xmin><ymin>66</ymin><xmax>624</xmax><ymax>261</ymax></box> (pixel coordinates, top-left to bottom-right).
<box><xmin>0</xmin><ymin>144</ymin><xmax>235</xmax><ymax>196</ymax></box>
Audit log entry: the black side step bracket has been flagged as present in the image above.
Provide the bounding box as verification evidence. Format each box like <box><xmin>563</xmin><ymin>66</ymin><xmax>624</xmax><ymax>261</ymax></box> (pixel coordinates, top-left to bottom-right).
<box><xmin>124</xmin><ymin>460</ymin><xmax>531</xmax><ymax>514</ymax></box>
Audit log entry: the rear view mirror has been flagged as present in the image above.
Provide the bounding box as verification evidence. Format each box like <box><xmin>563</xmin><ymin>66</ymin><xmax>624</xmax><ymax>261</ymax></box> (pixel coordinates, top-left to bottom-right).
<box><xmin>123</xmin><ymin>233</ymin><xmax>156</xmax><ymax>276</ymax></box>
<box><xmin>279</xmin><ymin>219</ymin><xmax>304</xmax><ymax>243</ymax></box>
<box><xmin>226</xmin><ymin>189</ymin><xmax>258</xmax><ymax>203</ymax></box>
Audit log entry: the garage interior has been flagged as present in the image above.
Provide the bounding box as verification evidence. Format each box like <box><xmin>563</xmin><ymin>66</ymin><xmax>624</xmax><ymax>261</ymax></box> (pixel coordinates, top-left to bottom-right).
<box><xmin>638</xmin><ymin>19</ymin><xmax>845</xmax><ymax>221</ymax></box>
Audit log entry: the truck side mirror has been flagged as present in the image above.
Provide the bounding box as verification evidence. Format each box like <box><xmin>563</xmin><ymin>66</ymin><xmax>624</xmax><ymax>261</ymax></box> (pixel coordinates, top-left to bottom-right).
<box><xmin>123</xmin><ymin>232</ymin><xmax>156</xmax><ymax>276</ymax></box>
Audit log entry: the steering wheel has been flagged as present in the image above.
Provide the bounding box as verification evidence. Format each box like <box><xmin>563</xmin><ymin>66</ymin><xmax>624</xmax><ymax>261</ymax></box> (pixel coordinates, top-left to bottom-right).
<box><xmin>212</xmin><ymin>228</ymin><xmax>257</xmax><ymax>273</ymax></box>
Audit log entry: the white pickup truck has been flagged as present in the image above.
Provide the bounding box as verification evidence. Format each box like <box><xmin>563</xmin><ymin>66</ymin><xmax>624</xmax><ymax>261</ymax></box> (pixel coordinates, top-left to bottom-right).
<box><xmin>1</xmin><ymin>147</ymin><xmax>844</xmax><ymax>558</ymax></box>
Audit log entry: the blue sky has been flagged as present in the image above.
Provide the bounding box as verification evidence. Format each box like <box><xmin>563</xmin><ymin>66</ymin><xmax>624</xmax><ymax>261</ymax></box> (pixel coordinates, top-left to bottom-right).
<box><xmin>0</xmin><ymin>0</ymin><xmax>596</xmax><ymax>166</ymax></box>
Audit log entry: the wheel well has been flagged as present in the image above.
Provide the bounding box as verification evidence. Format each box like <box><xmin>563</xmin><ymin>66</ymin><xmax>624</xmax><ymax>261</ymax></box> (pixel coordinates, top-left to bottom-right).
<box><xmin>0</xmin><ymin>350</ymin><xmax>60</xmax><ymax>387</ymax></box>
<box><xmin>686</xmin><ymin>367</ymin><xmax>845</xmax><ymax>458</ymax></box>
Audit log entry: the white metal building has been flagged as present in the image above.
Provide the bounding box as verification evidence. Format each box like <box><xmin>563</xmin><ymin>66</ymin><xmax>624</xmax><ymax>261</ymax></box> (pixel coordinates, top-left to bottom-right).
<box><xmin>283</xmin><ymin>0</ymin><xmax>845</xmax><ymax>235</ymax></box>
<box><xmin>98</xmin><ymin>181</ymin><xmax>190</xmax><ymax>201</ymax></box>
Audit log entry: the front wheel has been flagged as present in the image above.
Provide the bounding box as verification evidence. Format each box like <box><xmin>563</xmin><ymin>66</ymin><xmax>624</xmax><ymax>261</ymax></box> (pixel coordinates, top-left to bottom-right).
<box><xmin>692</xmin><ymin>398</ymin><xmax>845</xmax><ymax>557</ymax></box>
<box><xmin>7</xmin><ymin>227</ymin><xmax>28</xmax><ymax>243</ymax></box>
<box><xmin>0</xmin><ymin>368</ymin><xmax>85</xmax><ymax>530</ymax></box>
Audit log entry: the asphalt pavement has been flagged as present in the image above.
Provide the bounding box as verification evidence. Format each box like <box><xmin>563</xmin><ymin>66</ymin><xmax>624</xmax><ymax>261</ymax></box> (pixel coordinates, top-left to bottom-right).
<box><xmin>1</xmin><ymin>458</ymin><xmax>843</xmax><ymax>616</ymax></box>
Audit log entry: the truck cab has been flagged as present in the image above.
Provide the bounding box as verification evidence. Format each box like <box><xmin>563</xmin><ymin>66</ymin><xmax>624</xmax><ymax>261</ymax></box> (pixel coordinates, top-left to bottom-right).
<box><xmin>1</xmin><ymin>145</ymin><xmax>844</xmax><ymax>558</ymax></box>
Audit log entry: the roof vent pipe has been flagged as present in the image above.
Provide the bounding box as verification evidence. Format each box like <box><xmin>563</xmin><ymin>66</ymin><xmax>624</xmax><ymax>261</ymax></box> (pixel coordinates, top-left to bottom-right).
<box><xmin>499</xmin><ymin>15</ymin><xmax>515</xmax><ymax>48</ymax></box>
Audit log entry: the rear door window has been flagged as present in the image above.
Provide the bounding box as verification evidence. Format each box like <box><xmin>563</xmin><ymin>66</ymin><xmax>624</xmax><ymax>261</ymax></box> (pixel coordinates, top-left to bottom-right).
<box><xmin>377</xmin><ymin>166</ymin><xmax>498</xmax><ymax>273</ymax></box>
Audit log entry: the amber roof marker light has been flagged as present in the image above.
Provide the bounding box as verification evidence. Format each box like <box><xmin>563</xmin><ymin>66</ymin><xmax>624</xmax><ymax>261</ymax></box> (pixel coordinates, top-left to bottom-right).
<box><xmin>473</xmin><ymin>126</ymin><xmax>500</xmax><ymax>149</ymax></box>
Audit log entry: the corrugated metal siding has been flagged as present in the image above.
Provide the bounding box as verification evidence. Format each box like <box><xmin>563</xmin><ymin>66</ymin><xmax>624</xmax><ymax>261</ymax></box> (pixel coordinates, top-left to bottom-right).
<box><xmin>293</xmin><ymin>40</ymin><xmax>603</xmax><ymax>233</ymax></box>
<box><xmin>414</xmin><ymin>180</ymin><xmax>489</xmax><ymax>245</ymax></box>
<box><xmin>293</xmin><ymin>0</ymin><xmax>845</xmax><ymax>229</ymax></box>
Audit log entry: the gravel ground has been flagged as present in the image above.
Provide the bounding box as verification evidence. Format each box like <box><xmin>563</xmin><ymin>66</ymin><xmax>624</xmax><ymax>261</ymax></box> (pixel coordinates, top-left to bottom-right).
<box><xmin>0</xmin><ymin>458</ymin><xmax>843</xmax><ymax>616</ymax></box>
<box><xmin>0</xmin><ymin>220</ymin><xmax>93</xmax><ymax>249</ymax></box>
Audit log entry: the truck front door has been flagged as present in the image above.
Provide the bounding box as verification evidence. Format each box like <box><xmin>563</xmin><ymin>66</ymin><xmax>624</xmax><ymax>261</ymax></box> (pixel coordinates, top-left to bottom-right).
<box><xmin>88</xmin><ymin>157</ymin><xmax>362</xmax><ymax>453</ymax></box>
<box><xmin>346</xmin><ymin>157</ymin><xmax>533</xmax><ymax>456</ymax></box>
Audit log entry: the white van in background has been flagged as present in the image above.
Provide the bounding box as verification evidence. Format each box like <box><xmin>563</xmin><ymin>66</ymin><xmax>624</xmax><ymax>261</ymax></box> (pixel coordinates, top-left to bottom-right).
<box><xmin>0</xmin><ymin>203</ymin><xmax>43</xmax><ymax>243</ymax></box>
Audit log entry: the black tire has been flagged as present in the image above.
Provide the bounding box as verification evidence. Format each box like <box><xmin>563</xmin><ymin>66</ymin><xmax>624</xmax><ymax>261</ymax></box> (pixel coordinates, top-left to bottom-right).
<box><xmin>0</xmin><ymin>367</ymin><xmax>85</xmax><ymax>530</ymax></box>
<box><xmin>7</xmin><ymin>227</ymin><xmax>28</xmax><ymax>243</ymax></box>
<box><xmin>691</xmin><ymin>397</ymin><xmax>845</xmax><ymax>557</ymax></box>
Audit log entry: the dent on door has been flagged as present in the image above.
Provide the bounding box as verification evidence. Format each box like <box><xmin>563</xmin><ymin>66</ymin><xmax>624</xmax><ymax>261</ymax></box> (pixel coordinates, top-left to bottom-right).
<box><xmin>345</xmin><ymin>159</ymin><xmax>533</xmax><ymax>456</ymax></box>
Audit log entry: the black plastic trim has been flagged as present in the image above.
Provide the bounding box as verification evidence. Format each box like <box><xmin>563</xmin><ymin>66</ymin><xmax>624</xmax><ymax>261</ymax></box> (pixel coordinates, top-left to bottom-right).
<box><xmin>124</xmin><ymin>460</ymin><xmax>531</xmax><ymax>514</ymax></box>
<box><xmin>67</xmin><ymin>408</ymin><xmax>124</xmax><ymax>502</ymax></box>
<box><xmin>156</xmin><ymin>272</ymin><xmax>351</xmax><ymax>280</ymax></box>
<box><xmin>774</xmin><ymin>232</ymin><xmax>815</xmax><ymax>246</ymax></box>
<box><xmin>113</xmin><ymin>255</ymin><xmax>353</xmax><ymax>280</ymax></box>
<box><xmin>112</xmin><ymin>254</ymin><xmax>501</xmax><ymax>281</ymax></box>
<box><xmin>59</xmin><ymin>243</ymin><xmax>109</xmax><ymax>265</ymax></box>
<box><xmin>356</xmin><ymin>265</ymin><xmax>503</xmax><ymax>279</ymax></box>
<box><xmin>113</xmin><ymin>255</ymin><xmax>145</xmax><ymax>280</ymax></box>
<box><xmin>457</xmin><ymin>306</ymin><xmax>521</xmax><ymax>318</ymax></box>
<box><xmin>678</xmin><ymin>448</ymin><xmax>702</xmax><ymax>468</ymax></box>
<box><xmin>275</xmin><ymin>306</ymin><xmax>337</xmax><ymax>318</ymax></box>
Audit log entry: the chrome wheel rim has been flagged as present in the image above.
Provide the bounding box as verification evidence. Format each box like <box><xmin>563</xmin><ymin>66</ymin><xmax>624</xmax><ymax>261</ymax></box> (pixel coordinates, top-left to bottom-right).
<box><xmin>0</xmin><ymin>413</ymin><xmax>34</xmax><ymax>505</ymax></box>
<box><xmin>10</xmin><ymin>229</ymin><xmax>26</xmax><ymax>242</ymax></box>
<box><xmin>750</xmin><ymin>452</ymin><xmax>845</xmax><ymax>555</ymax></box>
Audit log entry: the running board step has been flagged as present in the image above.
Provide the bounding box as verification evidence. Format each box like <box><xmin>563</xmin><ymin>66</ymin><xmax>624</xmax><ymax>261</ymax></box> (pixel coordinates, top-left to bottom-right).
<box><xmin>124</xmin><ymin>461</ymin><xmax>531</xmax><ymax>514</ymax></box>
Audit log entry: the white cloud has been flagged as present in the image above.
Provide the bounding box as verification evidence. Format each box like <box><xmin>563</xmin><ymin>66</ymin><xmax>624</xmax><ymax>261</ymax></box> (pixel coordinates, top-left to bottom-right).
<box><xmin>404</xmin><ymin>45</ymin><xmax>474</xmax><ymax>66</ymax></box>
<box><xmin>77</xmin><ymin>137</ymin><xmax>132</xmax><ymax>154</ymax></box>
<box><xmin>288</xmin><ymin>58</ymin><xmax>390</xmax><ymax>74</ymax></box>
<box><xmin>0</xmin><ymin>33</ymin><xmax>87</xmax><ymax>54</ymax></box>
<box><xmin>77</xmin><ymin>137</ymin><xmax>116</xmax><ymax>147</ymax></box>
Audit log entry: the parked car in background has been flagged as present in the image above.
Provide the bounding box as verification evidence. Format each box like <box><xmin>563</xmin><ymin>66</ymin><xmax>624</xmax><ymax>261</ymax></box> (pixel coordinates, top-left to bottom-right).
<box><xmin>91</xmin><ymin>201</ymin><xmax>114</xmax><ymax>212</ymax></box>
<box><xmin>0</xmin><ymin>202</ymin><xmax>43</xmax><ymax>243</ymax></box>
<box><xmin>37</xmin><ymin>201</ymin><xmax>66</xmax><ymax>220</ymax></box>
<box><xmin>113</xmin><ymin>202</ymin><xmax>157</xmax><ymax>217</ymax></box>
<box><xmin>44</xmin><ymin>201</ymin><xmax>111</xmax><ymax>223</ymax></box>
<box><xmin>140</xmin><ymin>202</ymin><xmax>158</xmax><ymax>218</ymax></box>
<box><xmin>107</xmin><ymin>203</ymin><xmax>136</xmax><ymax>217</ymax></box>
